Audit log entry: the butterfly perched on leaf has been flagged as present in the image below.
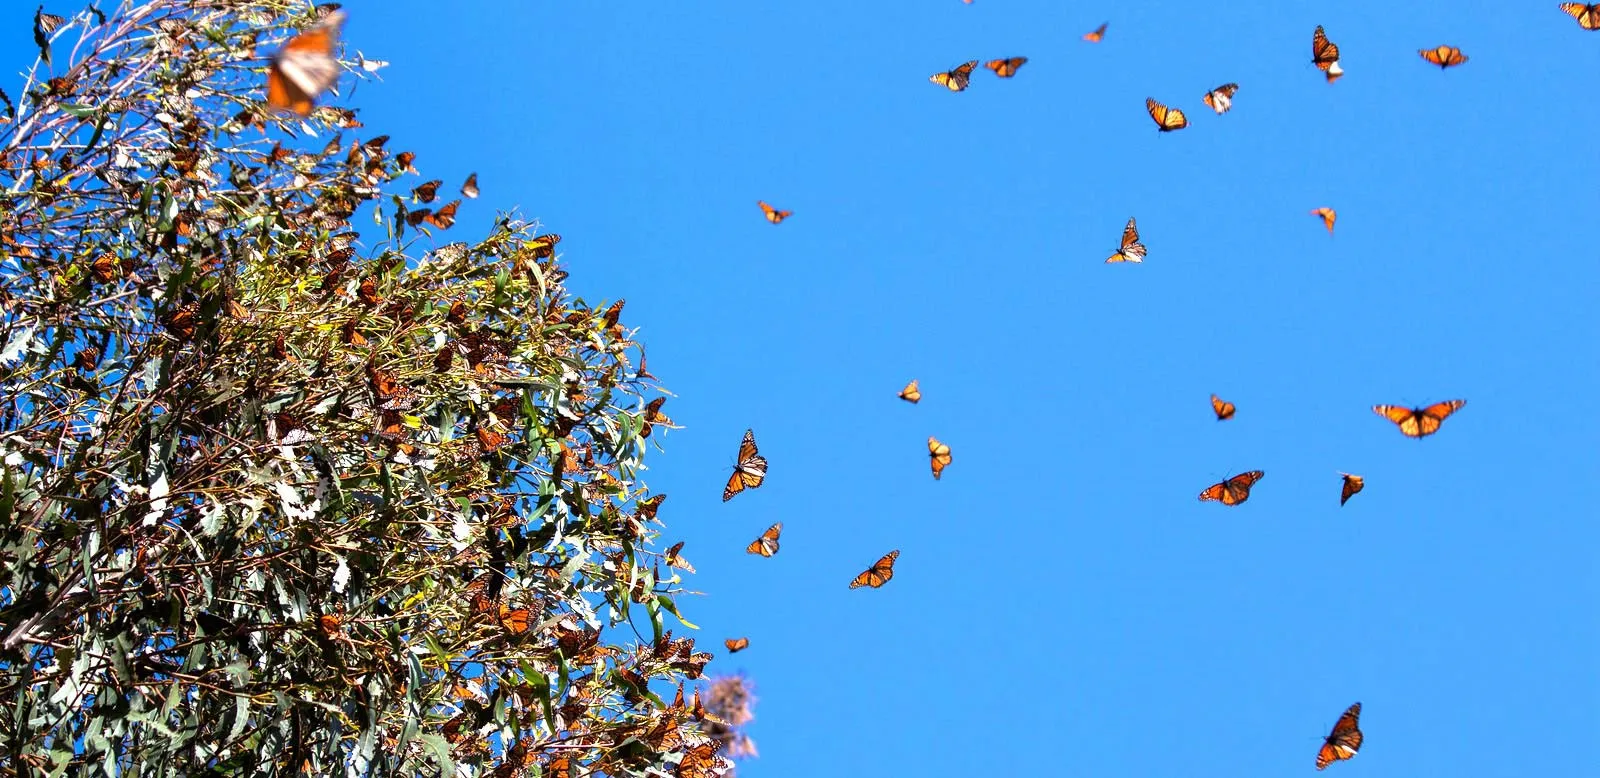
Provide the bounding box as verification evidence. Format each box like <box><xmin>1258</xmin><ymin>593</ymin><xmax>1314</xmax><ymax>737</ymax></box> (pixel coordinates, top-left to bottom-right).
<box><xmin>1083</xmin><ymin>22</ymin><xmax>1108</xmax><ymax>43</ymax></box>
<box><xmin>460</xmin><ymin>172</ymin><xmax>479</xmax><ymax>198</ymax></box>
<box><xmin>722</xmin><ymin>428</ymin><xmax>768</xmax><ymax>502</ymax></box>
<box><xmin>1210</xmin><ymin>394</ymin><xmax>1236</xmax><ymax>421</ymax></box>
<box><xmin>757</xmin><ymin>200</ymin><xmax>791</xmax><ymax>224</ymax></box>
<box><xmin>1311</xmin><ymin>207</ymin><xmax>1336</xmax><ymax>234</ymax></box>
<box><xmin>1372</xmin><ymin>399</ymin><xmax>1465</xmax><ymax>438</ymax></box>
<box><xmin>412</xmin><ymin>179</ymin><xmax>442</xmax><ymax>203</ymax></box>
<box><xmin>34</xmin><ymin>6</ymin><xmax>65</xmax><ymax>66</ymax></box>
<box><xmin>640</xmin><ymin>397</ymin><xmax>671</xmax><ymax>438</ymax></box>
<box><xmin>266</xmin><ymin>10</ymin><xmax>345</xmax><ymax>116</ymax></box>
<box><xmin>1339</xmin><ymin>473</ymin><xmax>1365</xmax><ymax>506</ymax></box>
<box><xmin>1146</xmin><ymin>98</ymin><xmax>1188</xmax><ymax>132</ymax></box>
<box><xmin>927</xmin><ymin>436</ymin><xmax>951</xmax><ymax>480</ymax></box>
<box><xmin>1198</xmin><ymin>471</ymin><xmax>1264</xmax><ymax>506</ymax></box>
<box><xmin>985</xmin><ymin>56</ymin><xmax>1027</xmax><ymax>78</ymax></box>
<box><xmin>1312</xmin><ymin>25</ymin><xmax>1344</xmax><ymax>82</ymax></box>
<box><xmin>930</xmin><ymin>60</ymin><xmax>979</xmax><ymax>92</ymax></box>
<box><xmin>1106</xmin><ymin>217</ymin><xmax>1146</xmax><ymax>263</ymax></box>
<box><xmin>1316</xmin><ymin>702</ymin><xmax>1363</xmax><ymax>770</ymax></box>
<box><xmin>1202</xmin><ymin>83</ymin><xmax>1239</xmax><ymax>114</ymax></box>
<box><xmin>850</xmin><ymin>550</ymin><xmax>899</xmax><ymax>589</ymax></box>
<box><xmin>1419</xmin><ymin>45</ymin><xmax>1467</xmax><ymax>68</ymax></box>
<box><xmin>746</xmin><ymin>522</ymin><xmax>781</xmax><ymax>557</ymax></box>
<box><xmin>1562</xmin><ymin>3</ymin><xmax>1600</xmax><ymax>29</ymax></box>
<box><xmin>723</xmin><ymin>637</ymin><xmax>749</xmax><ymax>653</ymax></box>
<box><xmin>497</xmin><ymin>603</ymin><xmax>533</xmax><ymax>636</ymax></box>
<box><xmin>897</xmin><ymin>379</ymin><xmax>921</xmax><ymax>404</ymax></box>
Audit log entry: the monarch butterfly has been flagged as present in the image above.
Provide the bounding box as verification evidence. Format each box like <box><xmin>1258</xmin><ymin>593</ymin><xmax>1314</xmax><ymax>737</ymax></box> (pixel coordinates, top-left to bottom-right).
<box><xmin>850</xmin><ymin>550</ymin><xmax>899</xmax><ymax>589</ymax></box>
<box><xmin>1210</xmin><ymin>394</ymin><xmax>1236</xmax><ymax>421</ymax></box>
<box><xmin>602</xmin><ymin>299</ymin><xmax>625</xmax><ymax>332</ymax></box>
<box><xmin>460</xmin><ymin>172</ymin><xmax>479</xmax><ymax>198</ymax></box>
<box><xmin>930</xmin><ymin>60</ymin><xmax>979</xmax><ymax>92</ymax></box>
<box><xmin>1083</xmin><ymin>22</ymin><xmax>1108</xmax><ymax>43</ymax></box>
<box><xmin>1145</xmin><ymin>98</ymin><xmax>1188</xmax><ymax>131</ymax></box>
<box><xmin>757</xmin><ymin>200</ymin><xmax>791</xmax><ymax>224</ymax></box>
<box><xmin>498</xmin><ymin>603</ymin><xmax>533</xmax><ymax>635</ymax></box>
<box><xmin>640</xmin><ymin>397</ymin><xmax>670</xmax><ymax>438</ymax></box>
<box><xmin>474</xmin><ymin>426</ymin><xmax>508</xmax><ymax>453</ymax></box>
<box><xmin>927</xmin><ymin>436</ymin><xmax>951</xmax><ymax>480</ymax></box>
<box><xmin>34</xmin><ymin>6</ymin><xmax>64</xmax><ymax>65</ymax></box>
<box><xmin>898</xmin><ymin>379</ymin><xmax>921</xmax><ymax>404</ymax></box>
<box><xmin>1312</xmin><ymin>25</ymin><xmax>1344</xmax><ymax>82</ymax></box>
<box><xmin>1419</xmin><ymin>45</ymin><xmax>1467</xmax><ymax>68</ymax></box>
<box><xmin>1202</xmin><ymin>83</ymin><xmax>1239</xmax><ymax>114</ymax></box>
<box><xmin>1339</xmin><ymin>473</ymin><xmax>1365</xmax><ymax>506</ymax></box>
<box><xmin>1106</xmin><ymin>217</ymin><xmax>1146</xmax><ymax>263</ymax></box>
<box><xmin>426</xmin><ymin>199</ymin><xmax>460</xmax><ymax>229</ymax></box>
<box><xmin>316</xmin><ymin>613</ymin><xmax>343</xmax><ymax>638</ymax></box>
<box><xmin>724</xmin><ymin>637</ymin><xmax>750</xmax><ymax>653</ymax></box>
<box><xmin>746</xmin><ymin>522</ymin><xmax>782</xmax><ymax>557</ymax></box>
<box><xmin>1372</xmin><ymin>400</ymin><xmax>1465</xmax><ymax>438</ymax></box>
<box><xmin>266</xmin><ymin>10</ymin><xmax>345</xmax><ymax>116</ymax></box>
<box><xmin>665</xmin><ymin>541</ymin><xmax>696</xmax><ymax>573</ymax></box>
<box><xmin>1561</xmin><ymin>3</ymin><xmax>1600</xmax><ymax>29</ymax></box>
<box><xmin>722</xmin><ymin>428</ymin><xmax>768</xmax><ymax>501</ymax></box>
<box><xmin>1311</xmin><ymin>207</ymin><xmax>1336</xmax><ymax>234</ymax></box>
<box><xmin>412</xmin><ymin>179</ymin><xmax>441</xmax><ymax>203</ymax></box>
<box><xmin>1198</xmin><ymin>470</ymin><xmax>1265</xmax><ymax>506</ymax></box>
<box><xmin>464</xmin><ymin>572</ymin><xmax>498</xmax><ymax>615</ymax></box>
<box><xmin>677</xmin><ymin>741</ymin><xmax>727</xmax><ymax>778</ymax></box>
<box><xmin>985</xmin><ymin>57</ymin><xmax>1028</xmax><ymax>78</ymax></box>
<box><xmin>1316</xmin><ymin>702</ymin><xmax>1363</xmax><ymax>770</ymax></box>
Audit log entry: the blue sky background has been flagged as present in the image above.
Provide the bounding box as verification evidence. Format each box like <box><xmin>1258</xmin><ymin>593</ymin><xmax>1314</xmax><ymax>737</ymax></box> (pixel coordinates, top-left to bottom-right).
<box><xmin>8</xmin><ymin>1</ymin><xmax>1600</xmax><ymax>776</ymax></box>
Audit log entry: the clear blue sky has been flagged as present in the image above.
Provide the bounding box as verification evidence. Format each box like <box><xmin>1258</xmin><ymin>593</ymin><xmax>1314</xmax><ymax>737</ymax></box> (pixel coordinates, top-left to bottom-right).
<box><xmin>9</xmin><ymin>1</ymin><xmax>1599</xmax><ymax>775</ymax></box>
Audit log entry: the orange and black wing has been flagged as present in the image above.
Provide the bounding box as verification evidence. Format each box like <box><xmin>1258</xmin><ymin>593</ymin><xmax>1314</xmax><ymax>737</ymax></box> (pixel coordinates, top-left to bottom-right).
<box><xmin>1202</xmin><ymin>83</ymin><xmax>1239</xmax><ymax>114</ymax></box>
<box><xmin>745</xmin><ymin>522</ymin><xmax>782</xmax><ymax>557</ymax></box>
<box><xmin>1316</xmin><ymin>702</ymin><xmax>1363</xmax><ymax>769</ymax></box>
<box><xmin>1372</xmin><ymin>399</ymin><xmax>1465</xmax><ymax>438</ymax></box>
<box><xmin>1311</xmin><ymin>207</ymin><xmax>1337</xmax><ymax>234</ymax></box>
<box><xmin>1339</xmin><ymin>473</ymin><xmax>1364</xmax><ymax>506</ymax></box>
<box><xmin>460</xmin><ymin>172</ymin><xmax>480</xmax><ymax>198</ymax></box>
<box><xmin>1106</xmin><ymin>217</ymin><xmax>1146</xmax><ymax>263</ymax></box>
<box><xmin>1198</xmin><ymin>470</ymin><xmax>1264</xmax><ymax>505</ymax></box>
<box><xmin>1210</xmin><ymin>394</ymin><xmax>1236</xmax><ymax>420</ymax></box>
<box><xmin>724</xmin><ymin>637</ymin><xmax>750</xmax><ymax>653</ymax></box>
<box><xmin>267</xmin><ymin>11</ymin><xmax>346</xmax><ymax>116</ymax></box>
<box><xmin>1419</xmin><ymin>45</ymin><xmax>1467</xmax><ymax>68</ymax></box>
<box><xmin>758</xmin><ymin>200</ymin><xmax>792</xmax><ymax>224</ymax></box>
<box><xmin>722</xmin><ymin>428</ymin><xmax>769</xmax><ymax>501</ymax></box>
<box><xmin>1561</xmin><ymin>3</ymin><xmax>1600</xmax><ymax>29</ymax></box>
<box><xmin>928</xmin><ymin>436</ymin><xmax>952</xmax><ymax>480</ymax></box>
<box><xmin>849</xmin><ymin>550</ymin><xmax>900</xmax><ymax>589</ymax></box>
<box><xmin>1312</xmin><ymin>25</ymin><xmax>1344</xmax><ymax>81</ymax></box>
<box><xmin>898</xmin><ymin>379</ymin><xmax>922</xmax><ymax>404</ymax></box>
<box><xmin>1146</xmin><ymin>97</ymin><xmax>1188</xmax><ymax>131</ymax></box>
<box><xmin>931</xmin><ymin>60</ymin><xmax>979</xmax><ymax>92</ymax></box>
<box><xmin>985</xmin><ymin>57</ymin><xmax>1028</xmax><ymax>78</ymax></box>
<box><xmin>1083</xmin><ymin>22</ymin><xmax>1108</xmax><ymax>43</ymax></box>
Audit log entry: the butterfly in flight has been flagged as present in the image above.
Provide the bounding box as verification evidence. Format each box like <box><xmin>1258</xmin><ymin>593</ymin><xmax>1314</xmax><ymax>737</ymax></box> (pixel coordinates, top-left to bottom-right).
<box><xmin>1316</xmin><ymin>702</ymin><xmax>1363</xmax><ymax>770</ymax></box>
<box><xmin>985</xmin><ymin>57</ymin><xmax>1028</xmax><ymax>78</ymax></box>
<box><xmin>746</xmin><ymin>522</ymin><xmax>782</xmax><ymax>557</ymax></box>
<box><xmin>1419</xmin><ymin>45</ymin><xmax>1468</xmax><ymax>68</ymax></box>
<box><xmin>850</xmin><ymin>550</ymin><xmax>899</xmax><ymax>589</ymax></box>
<box><xmin>1145</xmin><ymin>98</ymin><xmax>1188</xmax><ymax>131</ymax></box>
<box><xmin>722</xmin><ymin>428</ymin><xmax>769</xmax><ymax>501</ymax></box>
<box><xmin>640</xmin><ymin>396</ymin><xmax>671</xmax><ymax>438</ymax></box>
<box><xmin>1106</xmin><ymin>217</ymin><xmax>1146</xmax><ymax>263</ymax></box>
<box><xmin>757</xmin><ymin>200</ymin><xmax>791</xmax><ymax>224</ymax></box>
<box><xmin>1339</xmin><ymin>473</ymin><xmax>1365</xmax><ymax>506</ymax></box>
<box><xmin>1210</xmin><ymin>394</ymin><xmax>1236</xmax><ymax>421</ymax></box>
<box><xmin>724</xmin><ymin>637</ymin><xmax>750</xmax><ymax>653</ymax></box>
<box><xmin>460</xmin><ymin>172</ymin><xmax>479</xmax><ymax>198</ymax></box>
<box><xmin>266</xmin><ymin>10</ymin><xmax>346</xmax><ymax>116</ymax></box>
<box><xmin>1202</xmin><ymin>83</ymin><xmax>1239</xmax><ymax>114</ymax></box>
<box><xmin>1561</xmin><ymin>3</ymin><xmax>1600</xmax><ymax>29</ymax></box>
<box><xmin>927</xmin><ymin>436</ymin><xmax>951</xmax><ymax>480</ymax></box>
<box><xmin>1083</xmin><ymin>22</ymin><xmax>1108</xmax><ymax>43</ymax></box>
<box><xmin>1311</xmin><ymin>207</ymin><xmax>1336</xmax><ymax>234</ymax></box>
<box><xmin>1198</xmin><ymin>471</ymin><xmax>1264</xmax><ymax>506</ymax></box>
<box><xmin>1312</xmin><ymin>25</ymin><xmax>1344</xmax><ymax>82</ymax></box>
<box><xmin>664</xmin><ymin>541</ymin><xmax>696</xmax><ymax>574</ymax></box>
<box><xmin>898</xmin><ymin>379</ymin><xmax>921</xmax><ymax>404</ymax></box>
<box><xmin>1372</xmin><ymin>399</ymin><xmax>1465</xmax><ymax>438</ymax></box>
<box><xmin>930</xmin><ymin>60</ymin><xmax>979</xmax><ymax>92</ymax></box>
<box><xmin>34</xmin><ymin>6</ymin><xmax>65</xmax><ymax>65</ymax></box>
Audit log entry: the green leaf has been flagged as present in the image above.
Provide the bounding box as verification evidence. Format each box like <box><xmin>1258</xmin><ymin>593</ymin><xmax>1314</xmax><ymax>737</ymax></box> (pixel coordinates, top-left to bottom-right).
<box><xmin>655</xmin><ymin>594</ymin><xmax>698</xmax><ymax>630</ymax></box>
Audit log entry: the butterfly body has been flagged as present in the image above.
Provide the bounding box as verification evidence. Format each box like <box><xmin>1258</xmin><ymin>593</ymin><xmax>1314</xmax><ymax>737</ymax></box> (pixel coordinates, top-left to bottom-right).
<box><xmin>927</xmin><ymin>436</ymin><xmax>951</xmax><ymax>479</ymax></box>
<box><xmin>267</xmin><ymin>11</ymin><xmax>346</xmax><ymax>116</ymax></box>
<box><xmin>1146</xmin><ymin>98</ymin><xmax>1188</xmax><ymax>131</ymax></box>
<box><xmin>746</xmin><ymin>523</ymin><xmax>782</xmax><ymax>557</ymax></box>
<box><xmin>1420</xmin><ymin>45</ymin><xmax>1467</xmax><ymax>68</ymax></box>
<box><xmin>1311</xmin><ymin>207</ymin><xmax>1337</xmax><ymax>234</ymax></box>
<box><xmin>1562</xmin><ymin>3</ymin><xmax>1600</xmax><ymax>29</ymax></box>
<box><xmin>850</xmin><ymin>550</ymin><xmax>900</xmax><ymax>589</ymax></box>
<box><xmin>1372</xmin><ymin>399</ymin><xmax>1465</xmax><ymax>438</ymax></box>
<box><xmin>1316</xmin><ymin>702</ymin><xmax>1364</xmax><ymax>769</ymax></box>
<box><xmin>1339</xmin><ymin>473</ymin><xmax>1365</xmax><ymax>506</ymax></box>
<box><xmin>1202</xmin><ymin>83</ymin><xmax>1239</xmax><ymax>114</ymax></box>
<box><xmin>1198</xmin><ymin>471</ymin><xmax>1264</xmax><ymax>505</ymax></box>
<box><xmin>898</xmin><ymin>379</ymin><xmax>921</xmax><ymax>404</ymax></box>
<box><xmin>1106</xmin><ymin>217</ymin><xmax>1146</xmax><ymax>263</ymax></box>
<box><xmin>985</xmin><ymin>57</ymin><xmax>1028</xmax><ymax>78</ymax></box>
<box><xmin>1210</xmin><ymin>394</ymin><xmax>1236</xmax><ymax>420</ymax></box>
<box><xmin>723</xmin><ymin>429</ymin><xmax>769</xmax><ymax>501</ymax></box>
<box><xmin>1312</xmin><ymin>25</ymin><xmax>1343</xmax><ymax>82</ymax></box>
<box><xmin>1083</xmin><ymin>22</ymin><xmax>1108</xmax><ymax>43</ymax></box>
<box><xmin>931</xmin><ymin>61</ymin><xmax>979</xmax><ymax>92</ymax></box>
<box><xmin>758</xmin><ymin>200</ymin><xmax>791</xmax><ymax>224</ymax></box>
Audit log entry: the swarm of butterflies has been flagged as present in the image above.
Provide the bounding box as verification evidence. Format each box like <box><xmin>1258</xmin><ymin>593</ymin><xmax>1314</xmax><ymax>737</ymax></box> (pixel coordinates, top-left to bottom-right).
<box><xmin>243</xmin><ymin>3</ymin><xmax>1600</xmax><ymax>772</ymax></box>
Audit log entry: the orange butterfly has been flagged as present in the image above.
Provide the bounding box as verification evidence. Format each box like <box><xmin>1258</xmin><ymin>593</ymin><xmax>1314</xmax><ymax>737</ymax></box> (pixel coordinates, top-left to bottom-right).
<box><xmin>1311</xmin><ymin>207</ymin><xmax>1336</xmax><ymax>234</ymax></box>
<box><xmin>758</xmin><ymin>200</ymin><xmax>791</xmax><ymax>224</ymax></box>
<box><xmin>316</xmin><ymin>613</ymin><xmax>343</xmax><ymax>638</ymax></box>
<box><xmin>460</xmin><ymin>172</ymin><xmax>479</xmax><ymax>198</ymax></box>
<box><xmin>927</xmin><ymin>436</ymin><xmax>951</xmax><ymax>480</ymax></box>
<box><xmin>665</xmin><ymin>541</ymin><xmax>696</xmax><ymax>573</ymax></box>
<box><xmin>898</xmin><ymin>379</ymin><xmax>921</xmax><ymax>404</ymax></box>
<box><xmin>849</xmin><ymin>550</ymin><xmax>899</xmax><ymax>589</ymax></box>
<box><xmin>1198</xmin><ymin>471</ymin><xmax>1264</xmax><ymax>506</ymax></box>
<box><xmin>1106</xmin><ymin>217</ymin><xmax>1146</xmax><ymax>263</ymax></box>
<box><xmin>724</xmin><ymin>637</ymin><xmax>749</xmax><ymax>653</ymax></box>
<box><xmin>1339</xmin><ymin>473</ymin><xmax>1364</xmax><ymax>506</ymax></box>
<box><xmin>1420</xmin><ymin>45</ymin><xmax>1467</xmax><ymax>68</ymax></box>
<box><xmin>1202</xmin><ymin>83</ymin><xmax>1239</xmax><ymax>114</ymax></box>
<box><xmin>464</xmin><ymin>572</ymin><xmax>498</xmax><ymax>615</ymax></box>
<box><xmin>1312</xmin><ymin>25</ymin><xmax>1344</xmax><ymax>82</ymax></box>
<box><xmin>640</xmin><ymin>396</ymin><xmax>671</xmax><ymax>438</ymax></box>
<box><xmin>722</xmin><ymin>429</ymin><xmax>769</xmax><ymax>501</ymax></box>
<box><xmin>412</xmin><ymin>179</ymin><xmax>441</xmax><ymax>203</ymax></box>
<box><xmin>266</xmin><ymin>11</ymin><xmax>345</xmax><ymax>116</ymax></box>
<box><xmin>1562</xmin><ymin>3</ymin><xmax>1600</xmax><ymax>29</ymax></box>
<box><xmin>1316</xmin><ymin>702</ymin><xmax>1363</xmax><ymax>770</ymax></box>
<box><xmin>931</xmin><ymin>60</ymin><xmax>979</xmax><ymax>92</ymax></box>
<box><xmin>498</xmin><ymin>603</ymin><xmax>533</xmax><ymax>635</ymax></box>
<box><xmin>746</xmin><ymin>522</ymin><xmax>782</xmax><ymax>557</ymax></box>
<box><xmin>1146</xmin><ymin>98</ymin><xmax>1188</xmax><ymax>131</ymax></box>
<box><xmin>1210</xmin><ymin>394</ymin><xmax>1236</xmax><ymax>421</ymax></box>
<box><xmin>1372</xmin><ymin>400</ymin><xmax>1465</xmax><ymax>438</ymax></box>
<box><xmin>985</xmin><ymin>57</ymin><xmax>1028</xmax><ymax>78</ymax></box>
<box><xmin>1083</xmin><ymin>22</ymin><xmax>1108</xmax><ymax>43</ymax></box>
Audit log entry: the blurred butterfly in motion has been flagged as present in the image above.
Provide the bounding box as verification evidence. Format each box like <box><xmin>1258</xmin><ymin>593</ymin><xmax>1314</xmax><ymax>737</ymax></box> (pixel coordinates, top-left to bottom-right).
<box><xmin>758</xmin><ymin>200</ymin><xmax>791</xmax><ymax>224</ymax></box>
<box><xmin>1312</xmin><ymin>25</ymin><xmax>1344</xmax><ymax>82</ymax></box>
<box><xmin>1146</xmin><ymin>98</ymin><xmax>1188</xmax><ymax>131</ymax></box>
<box><xmin>1083</xmin><ymin>22</ymin><xmax>1108</xmax><ymax>43</ymax></box>
<box><xmin>460</xmin><ymin>172</ymin><xmax>479</xmax><ymax>198</ymax></box>
<box><xmin>1372</xmin><ymin>399</ymin><xmax>1465</xmax><ymax>438</ymax></box>
<box><xmin>1316</xmin><ymin>702</ymin><xmax>1363</xmax><ymax>770</ymax></box>
<box><xmin>665</xmin><ymin>541</ymin><xmax>696</xmax><ymax>574</ymax></box>
<box><xmin>1202</xmin><ymin>83</ymin><xmax>1239</xmax><ymax>114</ymax></box>
<box><xmin>1106</xmin><ymin>217</ymin><xmax>1146</xmax><ymax>263</ymax></box>
<box><xmin>1311</xmin><ymin>207</ymin><xmax>1336</xmax><ymax>234</ymax></box>
<box><xmin>1210</xmin><ymin>394</ymin><xmax>1236</xmax><ymax>421</ymax></box>
<box><xmin>985</xmin><ymin>57</ymin><xmax>1028</xmax><ymax>78</ymax></box>
<box><xmin>1198</xmin><ymin>471</ymin><xmax>1264</xmax><ymax>506</ymax></box>
<box><xmin>746</xmin><ymin>522</ymin><xmax>782</xmax><ymax>557</ymax></box>
<box><xmin>850</xmin><ymin>550</ymin><xmax>899</xmax><ymax>589</ymax></box>
<box><xmin>722</xmin><ymin>428</ymin><xmax>769</xmax><ymax>501</ymax></box>
<box><xmin>723</xmin><ymin>637</ymin><xmax>750</xmax><ymax>653</ymax></box>
<box><xmin>930</xmin><ymin>60</ymin><xmax>979</xmax><ymax>92</ymax></box>
<box><xmin>898</xmin><ymin>379</ymin><xmax>921</xmax><ymax>404</ymax></box>
<box><xmin>927</xmin><ymin>436</ymin><xmax>951</xmax><ymax>480</ymax></box>
<box><xmin>1419</xmin><ymin>45</ymin><xmax>1467</xmax><ymax>68</ymax></box>
<box><xmin>1562</xmin><ymin>3</ymin><xmax>1600</xmax><ymax>29</ymax></box>
<box><xmin>267</xmin><ymin>10</ymin><xmax>346</xmax><ymax>116</ymax></box>
<box><xmin>1339</xmin><ymin>473</ymin><xmax>1365</xmax><ymax>506</ymax></box>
